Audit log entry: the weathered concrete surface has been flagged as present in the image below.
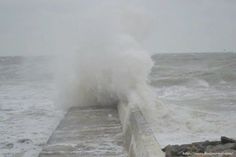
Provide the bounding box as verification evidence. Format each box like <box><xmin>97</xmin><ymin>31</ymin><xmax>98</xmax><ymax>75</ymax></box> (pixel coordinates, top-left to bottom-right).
<box><xmin>118</xmin><ymin>103</ymin><xmax>165</xmax><ymax>157</ymax></box>
<box><xmin>39</xmin><ymin>106</ymin><xmax>127</xmax><ymax>157</ymax></box>
<box><xmin>39</xmin><ymin>104</ymin><xmax>164</xmax><ymax>157</ymax></box>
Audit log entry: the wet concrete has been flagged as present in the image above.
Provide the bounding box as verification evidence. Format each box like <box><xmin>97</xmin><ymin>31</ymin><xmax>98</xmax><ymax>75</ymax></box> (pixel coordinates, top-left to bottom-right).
<box><xmin>39</xmin><ymin>106</ymin><xmax>127</xmax><ymax>157</ymax></box>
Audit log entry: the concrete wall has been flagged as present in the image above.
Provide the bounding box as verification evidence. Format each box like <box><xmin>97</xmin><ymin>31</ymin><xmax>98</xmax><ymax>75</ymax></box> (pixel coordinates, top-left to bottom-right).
<box><xmin>118</xmin><ymin>103</ymin><xmax>165</xmax><ymax>157</ymax></box>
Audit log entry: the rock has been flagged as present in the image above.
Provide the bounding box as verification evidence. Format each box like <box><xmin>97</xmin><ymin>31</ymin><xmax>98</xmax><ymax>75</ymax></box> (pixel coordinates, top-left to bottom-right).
<box><xmin>163</xmin><ymin>144</ymin><xmax>204</xmax><ymax>157</ymax></box>
<box><xmin>221</xmin><ymin>136</ymin><xmax>236</xmax><ymax>144</ymax></box>
<box><xmin>163</xmin><ymin>145</ymin><xmax>181</xmax><ymax>157</ymax></box>
<box><xmin>206</xmin><ymin>143</ymin><xmax>236</xmax><ymax>152</ymax></box>
<box><xmin>204</xmin><ymin>140</ymin><xmax>222</xmax><ymax>146</ymax></box>
<box><xmin>232</xmin><ymin>144</ymin><xmax>236</xmax><ymax>150</ymax></box>
<box><xmin>223</xmin><ymin>149</ymin><xmax>236</xmax><ymax>153</ymax></box>
<box><xmin>163</xmin><ymin>137</ymin><xmax>236</xmax><ymax>157</ymax></box>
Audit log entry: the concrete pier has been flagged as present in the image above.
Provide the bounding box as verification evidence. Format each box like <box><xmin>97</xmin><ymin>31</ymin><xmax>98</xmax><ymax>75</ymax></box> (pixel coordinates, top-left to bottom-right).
<box><xmin>39</xmin><ymin>104</ymin><xmax>164</xmax><ymax>157</ymax></box>
<box><xmin>39</xmin><ymin>106</ymin><xmax>127</xmax><ymax>157</ymax></box>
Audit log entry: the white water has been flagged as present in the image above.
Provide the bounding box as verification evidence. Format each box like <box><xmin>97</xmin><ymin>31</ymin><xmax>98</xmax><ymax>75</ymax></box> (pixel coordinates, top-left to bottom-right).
<box><xmin>0</xmin><ymin>57</ymin><xmax>64</xmax><ymax>157</ymax></box>
<box><xmin>55</xmin><ymin>2</ymin><xmax>155</xmax><ymax>110</ymax></box>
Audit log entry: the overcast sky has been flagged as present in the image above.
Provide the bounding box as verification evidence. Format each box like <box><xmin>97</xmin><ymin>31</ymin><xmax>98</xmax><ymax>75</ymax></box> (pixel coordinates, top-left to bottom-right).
<box><xmin>0</xmin><ymin>0</ymin><xmax>235</xmax><ymax>56</ymax></box>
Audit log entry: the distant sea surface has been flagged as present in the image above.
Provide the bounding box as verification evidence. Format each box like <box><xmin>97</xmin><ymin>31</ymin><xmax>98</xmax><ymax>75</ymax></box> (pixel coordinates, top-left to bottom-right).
<box><xmin>0</xmin><ymin>53</ymin><xmax>235</xmax><ymax>156</ymax></box>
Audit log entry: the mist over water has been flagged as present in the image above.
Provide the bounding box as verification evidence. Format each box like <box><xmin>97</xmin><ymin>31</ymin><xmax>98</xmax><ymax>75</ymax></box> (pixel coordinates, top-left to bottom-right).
<box><xmin>56</xmin><ymin>2</ymin><xmax>155</xmax><ymax>109</ymax></box>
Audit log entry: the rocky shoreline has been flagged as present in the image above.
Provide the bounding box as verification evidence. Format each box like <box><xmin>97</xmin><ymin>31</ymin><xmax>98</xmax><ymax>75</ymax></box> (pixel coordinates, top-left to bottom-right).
<box><xmin>162</xmin><ymin>136</ymin><xmax>236</xmax><ymax>157</ymax></box>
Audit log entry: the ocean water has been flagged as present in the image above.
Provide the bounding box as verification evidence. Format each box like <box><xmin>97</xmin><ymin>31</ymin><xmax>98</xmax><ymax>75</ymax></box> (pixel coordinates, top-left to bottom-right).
<box><xmin>0</xmin><ymin>53</ymin><xmax>235</xmax><ymax>156</ymax></box>
<box><xmin>0</xmin><ymin>57</ymin><xmax>64</xmax><ymax>157</ymax></box>
<box><xmin>151</xmin><ymin>53</ymin><xmax>236</xmax><ymax>147</ymax></box>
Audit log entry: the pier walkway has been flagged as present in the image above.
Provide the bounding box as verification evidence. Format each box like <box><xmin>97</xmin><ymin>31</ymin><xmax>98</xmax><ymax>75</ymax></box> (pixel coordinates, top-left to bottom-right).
<box><xmin>39</xmin><ymin>106</ymin><xmax>127</xmax><ymax>157</ymax></box>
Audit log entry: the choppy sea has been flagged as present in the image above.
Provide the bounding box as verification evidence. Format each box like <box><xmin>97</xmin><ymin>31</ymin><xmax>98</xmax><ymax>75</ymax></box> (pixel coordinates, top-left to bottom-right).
<box><xmin>0</xmin><ymin>53</ymin><xmax>235</xmax><ymax>156</ymax></box>
<box><xmin>151</xmin><ymin>53</ymin><xmax>236</xmax><ymax>146</ymax></box>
